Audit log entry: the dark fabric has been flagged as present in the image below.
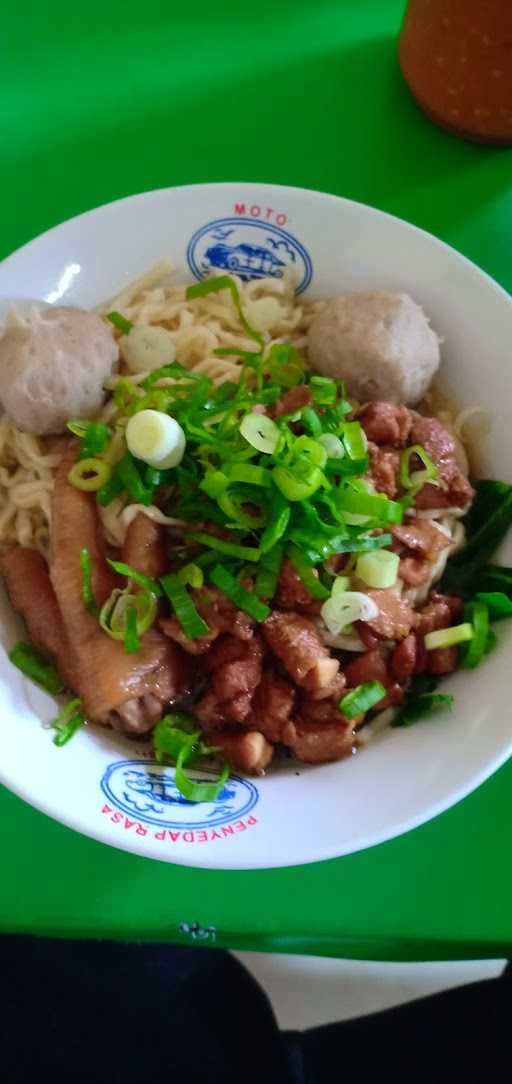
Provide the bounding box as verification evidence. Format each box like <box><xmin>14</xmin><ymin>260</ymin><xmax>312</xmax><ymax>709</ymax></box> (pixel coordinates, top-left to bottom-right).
<box><xmin>0</xmin><ymin>936</ymin><xmax>510</xmax><ymax>1084</ymax></box>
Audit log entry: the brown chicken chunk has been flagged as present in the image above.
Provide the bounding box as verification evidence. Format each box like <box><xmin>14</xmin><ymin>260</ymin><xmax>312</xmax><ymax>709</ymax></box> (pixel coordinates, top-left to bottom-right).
<box><xmin>409</xmin><ymin>414</ymin><xmax>474</xmax><ymax>511</ymax></box>
<box><xmin>358</xmin><ymin>402</ymin><xmax>412</xmax><ymax>447</ymax></box>
<box><xmin>262</xmin><ymin>611</ymin><xmax>339</xmax><ymax>689</ymax></box>
<box><xmin>413</xmin><ymin>592</ymin><xmax>464</xmax><ymax>636</ymax></box>
<box><xmin>272</xmin><ymin>385</ymin><xmax>313</xmax><ymax>418</ymax></box>
<box><xmin>364</xmin><ymin>589</ymin><xmax>414</xmax><ymax>641</ymax></box>
<box><xmin>283</xmin><ymin>713</ymin><xmax>354</xmax><ymax>764</ymax></box>
<box><xmin>366</xmin><ymin>443</ymin><xmax>401</xmax><ymax>499</ymax></box>
<box><xmin>276</xmin><ymin>558</ymin><xmax>321</xmax><ymax>613</ymax></box>
<box><xmin>392</xmin><ymin>520</ymin><xmax>450</xmax><ymax>561</ymax></box>
<box><xmin>250</xmin><ymin>670</ymin><xmax>296</xmax><ymax>743</ymax></box>
<box><xmin>212</xmin><ymin>730</ymin><xmax>274</xmax><ymax>774</ymax></box>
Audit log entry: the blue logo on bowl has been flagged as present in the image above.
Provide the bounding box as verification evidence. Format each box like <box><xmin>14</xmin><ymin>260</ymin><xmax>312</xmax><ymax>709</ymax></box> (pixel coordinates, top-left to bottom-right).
<box><xmin>100</xmin><ymin>759</ymin><xmax>259</xmax><ymax>830</ymax></box>
<box><xmin>187</xmin><ymin>217</ymin><xmax>312</xmax><ymax>293</ymax></box>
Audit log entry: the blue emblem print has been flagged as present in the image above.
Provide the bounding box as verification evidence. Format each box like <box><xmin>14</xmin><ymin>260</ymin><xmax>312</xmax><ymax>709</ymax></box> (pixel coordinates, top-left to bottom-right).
<box><xmin>187</xmin><ymin>217</ymin><xmax>312</xmax><ymax>293</ymax></box>
<box><xmin>101</xmin><ymin>759</ymin><xmax>259</xmax><ymax>830</ymax></box>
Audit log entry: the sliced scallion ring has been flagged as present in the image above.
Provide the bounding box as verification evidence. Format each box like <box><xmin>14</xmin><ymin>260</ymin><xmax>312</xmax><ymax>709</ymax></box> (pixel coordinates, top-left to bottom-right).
<box><xmin>240</xmin><ymin>413</ymin><xmax>280</xmax><ymax>454</ymax></box>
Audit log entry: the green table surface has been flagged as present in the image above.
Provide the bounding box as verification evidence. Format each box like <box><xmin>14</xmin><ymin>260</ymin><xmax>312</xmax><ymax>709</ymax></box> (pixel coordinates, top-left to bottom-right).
<box><xmin>2</xmin><ymin>1</ymin><xmax>512</xmax><ymax>960</ymax></box>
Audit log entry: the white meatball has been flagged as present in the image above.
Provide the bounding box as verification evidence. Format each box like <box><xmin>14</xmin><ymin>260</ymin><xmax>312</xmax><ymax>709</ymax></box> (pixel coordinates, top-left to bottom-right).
<box><xmin>307</xmin><ymin>290</ymin><xmax>440</xmax><ymax>406</ymax></box>
<box><xmin>0</xmin><ymin>306</ymin><xmax>119</xmax><ymax>435</ymax></box>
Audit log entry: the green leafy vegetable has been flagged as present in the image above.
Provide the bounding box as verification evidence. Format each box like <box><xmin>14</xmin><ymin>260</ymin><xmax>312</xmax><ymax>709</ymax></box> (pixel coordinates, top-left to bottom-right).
<box><xmin>392</xmin><ymin>693</ymin><xmax>454</xmax><ymax>728</ymax></box>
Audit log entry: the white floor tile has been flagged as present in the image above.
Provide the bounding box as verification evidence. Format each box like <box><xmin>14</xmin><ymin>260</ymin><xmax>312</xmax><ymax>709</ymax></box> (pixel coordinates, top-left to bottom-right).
<box><xmin>233</xmin><ymin>952</ymin><xmax>506</xmax><ymax>1030</ymax></box>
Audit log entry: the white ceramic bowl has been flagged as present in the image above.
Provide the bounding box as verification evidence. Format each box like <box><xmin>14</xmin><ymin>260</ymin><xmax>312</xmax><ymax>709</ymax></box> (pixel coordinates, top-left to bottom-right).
<box><xmin>0</xmin><ymin>182</ymin><xmax>511</xmax><ymax>869</ymax></box>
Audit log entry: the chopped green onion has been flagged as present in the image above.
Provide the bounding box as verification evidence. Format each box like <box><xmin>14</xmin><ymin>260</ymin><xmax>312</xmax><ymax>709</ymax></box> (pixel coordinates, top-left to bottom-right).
<box><xmin>52</xmin><ymin>698</ymin><xmax>85</xmax><ymax>746</ymax></box>
<box><xmin>321</xmin><ymin>590</ymin><xmax>379</xmax><ymax>636</ymax></box>
<box><xmin>99</xmin><ymin>587</ymin><xmax>158</xmax><ymax>642</ymax></box>
<box><xmin>392</xmin><ymin>693</ymin><xmax>454</xmax><ymax>727</ymax></box>
<box><xmin>217</xmin><ymin>490</ymin><xmax>267</xmax><ymax>530</ymax></box>
<box><xmin>154</xmin><ymin>712</ymin><xmax>198</xmax><ymax>761</ymax></box>
<box><xmin>186</xmin><ymin>275</ymin><xmax>264</xmax><ymax>348</ymax></box>
<box><xmin>145</xmin><ymin>465</ymin><xmax>172</xmax><ymax>489</ymax></box>
<box><xmin>424</xmin><ymin>623</ymin><xmax>473</xmax><ymax>650</ymax></box>
<box><xmin>400</xmin><ymin>444</ymin><xmax>439</xmax><ymax>492</ymax></box>
<box><xmin>459</xmin><ymin>600</ymin><xmax>489</xmax><ymax>669</ymax></box>
<box><xmin>189</xmin><ymin>533</ymin><xmax>261</xmax><ymax>562</ymax></box>
<box><xmin>80</xmin><ymin>547</ymin><xmax>97</xmax><ymax>614</ymax></box>
<box><xmin>335</xmin><ymin>486</ymin><xmax>402</xmax><ymax>525</ymax></box>
<box><xmin>209</xmin><ymin>565</ymin><xmax>270</xmax><ymax>621</ymax></box>
<box><xmin>265</xmin><ymin>343</ymin><xmax>304</xmax><ymax>387</ymax></box>
<box><xmin>116</xmin><ymin>453</ymin><xmax>154</xmax><ymax>505</ymax></box>
<box><xmin>96</xmin><ymin>472</ymin><xmax>125</xmax><ymax>507</ymax></box>
<box><xmin>9</xmin><ymin>642</ymin><xmax>64</xmax><ymax>695</ymax></box>
<box><xmin>259</xmin><ymin>501</ymin><xmax>291</xmax><ymax>553</ymax></box>
<box><xmin>240</xmin><ymin>413</ymin><xmax>280</xmax><ymax>454</ymax></box>
<box><xmin>273</xmin><ymin>465</ymin><xmax>324</xmax><ymax>502</ymax></box>
<box><xmin>124</xmin><ymin>605</ymin><xmax>140</xmax><ymax>653</ymax></box>
<box><xmin>66</xmin><ymin>420</ymin><xmax>89</xmax><ymax>438</ymax></box>
<box><xmin>226</xmin><ymin>464</ymin><xmax>271</xmax><ymax>487</ymax></box>
<box><xmin>319</xmin><ymin>433</ymin><xmax>345</xmax><ymax>459</ymax></box>
<box><xmin>113</xmin><ymin>377</ymin><xmax>141</xmax><ymax>414</ymax></box>
<box><xmin>161</xmin><ymin>573</ymin><xmax>210</xmax><ymax>639</ymax></box>
<box><xmin>340</xmin><ymin>681</ymin><xmax>387</xmax><ymax>720</ymax></box>
<box><xmin>302</xmin><ymin>406</ymin><xmax>322</xmax><ymax>437</ymax></box>
<box><xmin>153</xmin><ymin>714</ymin><xmax>230</xmax><ymax>802</ymax></box>
<box><xmin>474</xmin><ymin>591</ymin><xmax>512</xmax><ymax>620</ymax></box>
<box><xmin>331</xmin><ymin>575</ymin><xmax>351</xmax><ymax>594</ymax></box>
<box><xmin>200</xmin><ymin>470</ymin><xmax>230</xmax><ymax>498</ymax></box>
<box><xmin>287</xmin><ymin>545</ymin><xmax>330</xmax><ymax>600</ymax></box>
<box><xmin>175</xmin><ymin>739</ymin><xmax>230</xmax><ymax>802</ymax></box>
<box><xmin>68</xmin><ymin>421</ymin><xmax>110</xmax><ymax>459</ymax></box>
<box><xmin>178</xmin><ymin>563</ymin><xmax>204</xmax><ymax>589</ymax></box>
<box><xmin>293</xmin><ymin>435</ymin><xmax>327</xmax><ymax>470</ymax></box>
<box><xmin>341</xmin><ymin>422</ymin><xmax>367</xmax><ymax>461</ymax></box>
<box><xmin>106</xmin><ymin>310</ymin><xmax>133</xmax><ymax>334</ymax></box>
<box><xmin>107</xmin><ymin>559</ymin><xmax>162</xmax><ymax>597</ymax></box>
<box><xmin>142</xmin><ymin>361</ymin><xmax>204</xmax><ymax>389</ymax></box>
<box><xmin>309</xmin><ymin>376</ymin><xmax>337</xmax><ymax>405</ymax></box>
<box><xmin>68</xmin><ymin>457</ymin><xmax>111</xmax><ymax>492</ymax></box>
<box><xmin>254</xmin><ymin>544</ymin><xmax>284</xmax><ymax>599</ymax></box>
<box><xmin>356</xmin><ymin>550</ymin><xmax>400</xmax><ymax>589</ymax></box>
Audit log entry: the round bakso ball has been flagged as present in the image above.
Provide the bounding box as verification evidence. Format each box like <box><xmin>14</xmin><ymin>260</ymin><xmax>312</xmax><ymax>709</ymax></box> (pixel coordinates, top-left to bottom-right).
<box><xmin>0</xmin><ymin>306</ymin><xmax>119</xmax><ymax>435</ymax></box>
<box><xmin>306</xmin><ymin>290</ymin><xmax>440</xmax><ymax>405</ymax></box>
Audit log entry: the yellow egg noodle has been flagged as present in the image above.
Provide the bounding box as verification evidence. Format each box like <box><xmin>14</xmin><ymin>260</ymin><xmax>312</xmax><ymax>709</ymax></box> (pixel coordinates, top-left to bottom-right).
<box><xmin>0</xmin><ymin>262</ymin><xmax>468</xmax><ymax>628</ymax></box>
<box><xmin>0</xmin><ymin>265</ymin><xmax>322</xmax><ymax>556</ymax></box>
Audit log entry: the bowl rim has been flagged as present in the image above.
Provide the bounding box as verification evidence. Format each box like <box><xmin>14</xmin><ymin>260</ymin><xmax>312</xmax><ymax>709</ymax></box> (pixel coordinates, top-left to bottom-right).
<box><xmin>1</xmin><ymin>180</ymin><xmax>511</xmax><ymax>868</ymax></box>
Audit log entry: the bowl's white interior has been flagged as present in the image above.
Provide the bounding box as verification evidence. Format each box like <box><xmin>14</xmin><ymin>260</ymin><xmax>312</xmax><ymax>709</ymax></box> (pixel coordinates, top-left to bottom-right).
<box><xmin>0</xmin><ymin>182</ymin><xmax>511</xmax><ymax>869</ymax></box>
